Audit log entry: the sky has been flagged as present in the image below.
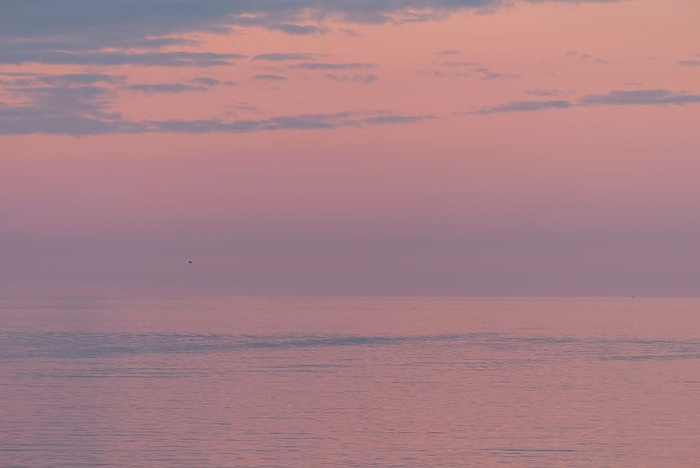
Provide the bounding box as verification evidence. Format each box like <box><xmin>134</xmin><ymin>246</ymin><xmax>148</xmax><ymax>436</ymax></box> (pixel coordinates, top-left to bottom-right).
<box><xmin>1</xmin><ymin>0</ymin><xmax>699</xmax><ymax>296</ymax></box>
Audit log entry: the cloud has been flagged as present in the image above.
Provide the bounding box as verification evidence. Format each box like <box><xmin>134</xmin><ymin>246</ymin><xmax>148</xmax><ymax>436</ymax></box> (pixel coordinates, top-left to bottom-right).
<box><xmin>0</xmin><ymin>1</ymin><xmax>625</xmax><ymax>67</ymax></box>
<box><xmin>0</xmin><ymin>81</ymin><xmax>127</xmax><ymax>135</ymax></box>
<box><xmin>360</xmin><ymin>114</ymin><xmax>433</xmax><ymax>125</ymax></box>
<box><xmin>253</xmin><ymin>53</ymin><xmax>320</xmax><ymax>61</ymax></box>
<box><xmin>36</xmin><ymin>73</ymin><xmax>126</xmax><ymax>86</ymax></box>
<box><xmin>124</xmin><ymin>76</ymin><xmax>224</xmax><ymax>94</ymax></box>
<box><xmin>6</xmin><ymin>83</ymin><xmax>115</xmax><ymax>116</ymax></box>
<box><xmin>267</xmin><ymin>23</ymin><xmax>327</xmax><ymax>35</ymax></box>
<box><xmin>192</xmin><ymin>77</ymin><xmax>221</xmax><ymax>86</ymax></box>
<box><xmin>292</xmin><ymin>62</ymin><xmax>376</xmax><ymax>70</ymax></box>
<box><xmin>1</xmin><ymin>0</ymin><xmax>618</xmax><ymax>38</ymax></box>
<box><xmin>477</xmin><ymin>100</ymin><xmax>572</xmax><ymax>114</ymax></box>
<box><xmin>2</xmin><ymin>73</ymin><xmax>224</xmax><ymax>98</ymax></box>
<box><xmin>476</xmin><ymin>89</ymin><xmax>700</xmax><ymax>114</ymax></box>
<box><xmin>0</xmin><ymin>73</ymin><xmax>230</xmax><ymax>133</ymax></box>
<box><xmin>0</xmin><ymin>104</ymin><xmax>433</xmax><ymax>136</ymax></box>
<box><xmin>338</xmin><ymin>28</ymin><xmax>362</xmax><ymax>36</ymax></box>
<box><xmin>229</xmin><ymin>101</ymin><xmax>260</xmax><ymax>113</ymax></box>
<box><xmin>565</xmin><ymin>51</ymin><xmax>612</xmax><ymax>64</ymax></box>
<box><xmin>578</xmin><ymin>89</ymin><xmax>700</xmax><ymax>106</ymax></box>
<box><xmin>146</xmin><ymin>111</ymin><xmax>434</xmax><ymax>133</ymax></box>
<box><xmin>468</xmin><ymin>67</ymin><xmax>519</xmax><ymax>80</ymax></box>
<box><xmin>435</xmin><ymin>61</ymin><xmax>519</xmax><ymax>80</ymax></box>
<box><xmin>678</xmin><ymin>58</ymin><xmax>700</xmax><ymax>67</ymax></box>
<box><xmin>126</xmin><ymin>83</ymin><xmax>207</xmax><ymax>94</ymax></box>
<box><xmin>324</xmin><ymin>73</ymin><xmax>379</xmax><ymax>84</ymax></box>
<box><xmin>0</xmin><ymin>50</ymin><xmax>246</xmax><ymax>67</ymax></box>
<box><xmin>526</xmin><ymin>88</ymin><xmax>572</xmax><ymax>97</ymax></box>
<box><xmin>0</xmin><ymin>69</ymin><xmax>428</xmax><ymax>134</ymax></box>
<box><xmin>0</xmin><ymin>109</ymin><xmax>132</xmax><ymax>135</ymax></box>
<box><xmin>443</xmin><ymin>61</ymin><xmax>479</xmax><ymax>67</ymax></box>
<box><xmin>252</xmin><ymin>74</ymin><xmax>287</xmax><ymax>81</ymax></box>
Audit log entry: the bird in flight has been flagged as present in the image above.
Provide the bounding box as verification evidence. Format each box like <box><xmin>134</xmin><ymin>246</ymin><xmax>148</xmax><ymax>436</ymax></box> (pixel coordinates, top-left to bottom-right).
<box><xmin>188</xmin><ymin>260</ymin><xmax>194</xmax><ymax>264</ymax></box>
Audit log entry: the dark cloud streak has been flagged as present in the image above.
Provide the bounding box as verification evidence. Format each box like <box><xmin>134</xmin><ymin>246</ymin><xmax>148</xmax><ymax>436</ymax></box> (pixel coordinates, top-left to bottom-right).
<box><xmin>0</xmin><ymin>50</ymin><xmax>246</xmax><ymax>67</ymax></box>
<box><xmin>324</xmin><ymin>73</ymin><xmax>379</xmax><ymax>84</ymax></box>
<box><xmin>477</xmin><ymin>89</ymin><xmax>700</xmax><ymax>115</ymax></box>
<box><xmin>253</xmin><ymin>53</ymin><xmax>320</xmax><ymax>61</ymax></box>
<box><xmin>36</xmin><ymin>73</ymin><xmax>126</xmax><ymax>85</ymax></box>
<box><xmin>578</xmin><ymin>89</ymin><xmax>700</xmax><ymax>106</ymax></box>
<box><xmin>432</xmin><ymin>61</ymin><xmax>519</xmax><ymax>80</ymax></box>
<box><xmin>292</xmin><ymin>62</ymin><xmax>375</xmax><ymax>70</ymax></box>
<box><xmin>146</xmin><ymin>111</ymin><xmax>434</xmax><ymax>133</ymax></box>
<box><xmin>126</xmin><ymin>83</ymin><xmax>208</xmax><ymax>93</ymax></box>
<box><xmin>477</xmin><ymin>100</ymin><xmax>571</xmax><ymax>114</ymax></box>
<box><xmin>0</xmin><ymin>92</ymin><xmax>432</xmax><ymax>135</ymax></box>
<box><xmin>252</xmin><ymin>74</ymin><xmax>287</xmax><ymax>81</ymax></box>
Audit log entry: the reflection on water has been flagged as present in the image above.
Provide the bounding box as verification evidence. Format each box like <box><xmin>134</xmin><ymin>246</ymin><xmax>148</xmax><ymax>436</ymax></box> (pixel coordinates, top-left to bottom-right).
<box><xmin>1</xmin><ymin>297</ymin><xmax>699</xmax><ymax>467</ymax></box>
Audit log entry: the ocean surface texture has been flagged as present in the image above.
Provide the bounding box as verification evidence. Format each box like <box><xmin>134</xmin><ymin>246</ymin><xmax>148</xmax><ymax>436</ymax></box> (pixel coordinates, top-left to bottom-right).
<box><xmin>1</xmin><ymin>297</ymin><xmax>699</xmax><ymax>467</ymax></box>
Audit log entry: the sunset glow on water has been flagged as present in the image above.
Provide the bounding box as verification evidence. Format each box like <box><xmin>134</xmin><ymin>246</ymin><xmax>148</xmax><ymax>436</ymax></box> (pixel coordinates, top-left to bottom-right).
<box><xmin>2</xmin><ymin>297</ymin><xmax>699</xmax><ymax>467</ymax></box>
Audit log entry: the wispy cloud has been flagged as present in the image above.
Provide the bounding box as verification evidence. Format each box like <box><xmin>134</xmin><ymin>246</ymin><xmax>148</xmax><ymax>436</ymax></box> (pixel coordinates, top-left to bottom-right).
<box><xmin>526</xmin><ymin>88</ymin><xmax>573</xmax><ymax>97</ymax></box>
<box><xmin>132</xmin><ymin>77</ymin><xmax>232</xmax><ymax>93</ymax></box>
<box><xmin>252</xmin><ymin>74</ymin><xmax>287</xmax><ymax>81</ymax></box>
<box><xmin>147</xmin><ymin>111</ymin><xmax>434</xmax><ymax>134</ymax></box>
<box><xmin>476</xmin><ymin>89</ymin><xmax>700</xmax><ymax>114</ymax></box>
<box><xmin>229</xmin><ymin>101</ymin><xmax>260</xmax><ymax>113</ymax></box>
<box><xmin>13</xmin><ymin>85</ymin><xmax>114</xmax><ymax>113</ymax></box>
<box><xmin>0</xmin><ymin>50</ymin><xmax>246</xmax><ymax>67</ymax></box>
<box><xmin>324</xmin><ymin>73</ymin><xmax>379</xmax><ymax>84</ymax></box>
<box><xmin>678</xmin><ymin>54</ymin><xmax>700</xmax><ymax>67</ymax></box>
<box><xmin>35</xmin><ymin>73</ymin><xmax>126</xmax><ymax>86</ymax></box>
<box><xmin>192</xmin><ymin>77</ymin><xmax>221</xmax><ymax>86</ymax></box>
<box><xmin>126</xmin><ymin>83</ymin><xmax>208</xmax><ymax>94</ymax></box>
<box><xmin>578</xmin><ymin>89</ymin><xmax>700</xmax><ymax>106</ymax></box>
<box><xmin>267</xmin><ymin>23</ymin><xmax>327</xmax><ymax>35</ymax></box>
<box><xmin>292</xmin><ymin>62</ymin><xmax>376</xmax><ymax>71</ymax></box>
<box><xmin>0</xmin><ymin>81</ymin><xmax>126</xmax><ymax>135</ymax></box>
<box><xmin>477</xmin><ymin>100</ymin><xmax>572</xmax><ymax>114</ymax></box>
<box><xmin>0</xmin><ymin>105</ymin><xmax>433</xmax><ymax>136</ymax></box>
<box><xmin>252</xmin><ymin>53</ymin><xmax>320</xmax><ymax>61</ymax></box>
<box><xmin>0</xmin><ymin>71</ymin><xmax>431</xmax><ymax>135</ymax></box>
<box><xmin>565</xmin><ymin>51</ymin><xmax>612</xmax><ymax>64</ymax></box>
<box><xmin>430</xmin><ymin>61</ymin><xmax>519</xmax><ymax>80</ymax></box>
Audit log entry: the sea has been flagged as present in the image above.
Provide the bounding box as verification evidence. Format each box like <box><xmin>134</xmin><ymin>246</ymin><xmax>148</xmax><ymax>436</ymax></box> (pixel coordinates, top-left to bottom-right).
<box><xmin>1</xmin><ymin>296</ymin><xmax>699</xmax><ymax>467</ymax></box>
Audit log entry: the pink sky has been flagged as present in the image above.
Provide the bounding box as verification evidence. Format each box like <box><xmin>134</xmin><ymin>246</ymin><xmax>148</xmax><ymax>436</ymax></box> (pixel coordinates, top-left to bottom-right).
<box><xmin>1</xmin><ymin>0</ymin><xmax>699</xmax><ymax>295</ymax></box>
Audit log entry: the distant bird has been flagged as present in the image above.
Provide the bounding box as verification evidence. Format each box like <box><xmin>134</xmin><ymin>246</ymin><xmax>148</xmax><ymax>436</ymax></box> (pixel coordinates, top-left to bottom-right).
<box><xmin>188</xmin><ymin>260</ymin><xmax>194</xmax><ymax>264</ymax></box>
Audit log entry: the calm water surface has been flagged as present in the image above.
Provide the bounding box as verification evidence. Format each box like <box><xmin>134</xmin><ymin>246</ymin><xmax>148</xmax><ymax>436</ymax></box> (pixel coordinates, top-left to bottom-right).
<box><xmin>1</xmin><ymin>297</ymin><xmax>699</xmax><ymax>467</ymax></box>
